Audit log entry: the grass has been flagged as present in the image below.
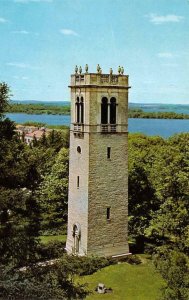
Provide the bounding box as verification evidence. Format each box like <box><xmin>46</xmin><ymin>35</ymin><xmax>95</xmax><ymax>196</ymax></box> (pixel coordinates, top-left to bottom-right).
<box><xmin>80</xmin><ymin>255</ymin><xmax>165</xmax><ymax>300</ymax></box>
<box><xmin>39</xmin><ymin>235</ymin><xmax>67</xmax><ymax>244</ymax></box>
<box><xmin>38</xmin><ymin>236</ymin><xmax>165</xmax><ymax>299</ymax></box>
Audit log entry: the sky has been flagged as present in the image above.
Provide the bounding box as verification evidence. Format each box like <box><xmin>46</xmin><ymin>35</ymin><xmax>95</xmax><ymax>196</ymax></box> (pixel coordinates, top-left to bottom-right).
<box><xmin>0</xmin><ymin>0</ymin><xmax>189</xmax><ymax>104</ymax></box>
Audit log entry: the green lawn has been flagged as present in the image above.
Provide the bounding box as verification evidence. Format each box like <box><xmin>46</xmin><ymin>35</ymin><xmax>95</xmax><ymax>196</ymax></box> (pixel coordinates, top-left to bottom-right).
<box><xmin>80</xmin><ymin>256</ymin><xmax>165</xmax><ymax>300</ymax></box>
<box><xmin>39</xmin><ymin>235</ymin><xmax>67</xmax><ymax>244</ymax></box>
<box><xmin>38</xmin><ymin>237</ymin><xmax>164</xmax><ymax>299</ymax></box>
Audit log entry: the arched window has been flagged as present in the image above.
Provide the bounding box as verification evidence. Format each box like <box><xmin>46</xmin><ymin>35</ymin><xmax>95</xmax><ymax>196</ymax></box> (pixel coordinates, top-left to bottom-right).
<box><xmin>75</xmin><ymin>96</ymin><xmax>84</xmax><ymax>123</ymax></box>
<box><xmin>80</xmin><ymin>96</ymin><xmax>84</xmax><ymax>124</ymax></box>
<box><xmin>110</xmin><ymin>97</ymin><xmax>116</xmax><ymax>124</ymax></box>
<box><xmin>75</xmin><ymin>97</ymin><xmax>80</xmax><ymax>123</ymax></box>
<box><xmin>101</xmin><ymin>97</ymin><xmax>108</xmax><ymax>124</ymax></box>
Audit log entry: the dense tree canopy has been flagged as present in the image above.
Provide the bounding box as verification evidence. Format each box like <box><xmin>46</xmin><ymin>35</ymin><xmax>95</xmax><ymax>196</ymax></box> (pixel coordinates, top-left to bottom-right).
<box><xmin>38</xmin><ymin>147</ymin><xmax>69</xmax><ymax>233</ymax></box>
<box><xmin>128</xmin><ymin>133</ymin><xmax>189</xmax><ymax>299</ymax></box>
<box><xmin>0</xmin><ymin>83</ymin><xmax>87</xmax><ymax>299</ymax></box>
<box><xmin>0</xmin><ymin>83</ymin><xmax>40</xmax><ymax>266</ymax></box>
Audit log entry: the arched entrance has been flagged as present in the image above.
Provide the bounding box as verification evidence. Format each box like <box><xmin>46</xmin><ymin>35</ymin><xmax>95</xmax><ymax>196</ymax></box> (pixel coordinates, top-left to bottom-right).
<box><xmin>72</xmin><ymin>223</ymin><xmax>81</xmax><ymax>254</ymax></box>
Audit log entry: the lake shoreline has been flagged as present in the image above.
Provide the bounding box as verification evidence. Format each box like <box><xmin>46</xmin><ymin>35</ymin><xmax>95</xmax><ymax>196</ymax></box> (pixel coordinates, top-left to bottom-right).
<box><xmin>5</xmin><ymin>110</ymin><xmax>189</xmax><ymax>120</ymax></box>
<box><xmin>6</xmin><ymin>113</ymin><xmax>189</xmax><ymax>138</ymax></box>
<box><xmin>6</xmin><ymin>102</ymin><xmax>189</xmax><ymax>119</ymax></box>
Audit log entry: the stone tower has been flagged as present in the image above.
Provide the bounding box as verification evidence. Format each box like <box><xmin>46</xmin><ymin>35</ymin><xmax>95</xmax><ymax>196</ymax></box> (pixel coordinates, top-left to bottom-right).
<box><xmin>66</xmin><ymin>66</ymin><xmax>130</xmax><ymax>257</ymax></box>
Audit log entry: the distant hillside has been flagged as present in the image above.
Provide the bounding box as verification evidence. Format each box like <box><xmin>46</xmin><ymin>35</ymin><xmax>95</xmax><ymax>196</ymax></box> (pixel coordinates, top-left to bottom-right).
<box><xmin>11</xmin><ymin>100</ymin><xmax>70</xmax><ymax>106</ymax></box>
<box><xmin>11</xmin><ymin>100</ymin><xmax>189</xmax><ymax>115</ymax></box>
<box><xmin>7</xmin><ymin>101</ymin><xmax>189</xmax><ymax>119</ymax></box>
<box><xmin>8</xmin><ymin>102</ymin><xmax>70</xmax><ymax>115</ymax></box>
<box><xmin>130</xmin><ymin>103</ymin><xmax>189</xmax><ymax>114</ymax></box>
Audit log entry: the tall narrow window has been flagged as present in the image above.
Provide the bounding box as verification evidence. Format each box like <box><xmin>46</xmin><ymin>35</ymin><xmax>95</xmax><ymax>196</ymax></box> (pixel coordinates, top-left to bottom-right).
<box><xmin>80</xmin><ymin>97</ymin><xmax>84</xmax><ymax>124</ymax></box>
<box><xmin>76</xmin><ymin>97</ymin><xmax>80</xmax><ymax>123</ymax></box>
<box><xmin>110</xmin><ymin>97</ymin><xmax>116</xmax><ymax>124</ymax></box>
<box><xmin>107</xmin><ymin>147</ymin><xmax>111</xmax><ymax>159</ymax></box>
<box><xmin>107</xmin><ymin>207</ymin><xmax>111</xmax><ymax>220</ymax></box>
<box><xmin>77</xmin><ymin>176</ymin><xmax>80</xmax><ymax>188</ymax></box>
<box><xmin>101</xmin><ymin>97</ymin><xmax>108</xmax><ymax>124</ymax></box>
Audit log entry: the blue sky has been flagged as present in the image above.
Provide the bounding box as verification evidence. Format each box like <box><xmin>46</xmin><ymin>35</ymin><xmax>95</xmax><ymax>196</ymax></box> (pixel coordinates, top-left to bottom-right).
<box><xmin>0</xmin><ymin>0</ymin><xmax>189</xmax><ymax>103</ymax></box>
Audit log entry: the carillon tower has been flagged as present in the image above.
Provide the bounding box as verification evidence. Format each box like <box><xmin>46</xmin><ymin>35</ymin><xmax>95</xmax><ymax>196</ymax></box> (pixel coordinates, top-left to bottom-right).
<box><xmin>66</xmin><ymin>65</ymin><xmax>130</xmax><ymax>257</ymax></box>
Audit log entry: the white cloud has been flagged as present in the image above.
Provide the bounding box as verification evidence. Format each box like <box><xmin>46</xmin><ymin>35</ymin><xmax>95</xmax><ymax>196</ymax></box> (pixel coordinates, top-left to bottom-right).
<box><xmin>60</xmin><ymin>29</ymin><xmax>79</xmax><ymax>36</ymax></box>
<box><xmin>158</xmin><ymin>52</ymin><xmax>175</xmax><ymax>58</ymax></box>
<box><xmin>7</xmin><ymin>62</ymin><xmax>28</xmax><ymax>68</ymax></box>
<box><xmin>14</xmin><ymin>0</ymin><xmax>53</xmax><ymax>3</ymax></box>
<box><xmin>0</xmin><ymin>17</ymin><xmax>8</xmax><ymax>23</ymax></box>
<box><xmin>147</xmin><ymin>14</ymin><xmax>184</xmax><ymax>25</ymax></box>
<box><xmin>13</xmin><ymin>75</ymin><xmax>29</xmax><ymax>80</ymax></box>
<box><xmin>12</xmin><ymin>30</ymin><xmax>29</xmax><ymax>34</ymax></box>
<box><xmin>7</xmin><ymin>62</ymin><xmax>40</xmax><ymax>70</ymax></box>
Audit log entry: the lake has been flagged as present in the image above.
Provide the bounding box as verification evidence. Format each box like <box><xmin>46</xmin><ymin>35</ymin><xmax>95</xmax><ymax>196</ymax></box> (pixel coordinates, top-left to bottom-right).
<box><xmin>6</xmin><ymin>113</ymin><xmax>189</xmax><ymax>138</ymax></box>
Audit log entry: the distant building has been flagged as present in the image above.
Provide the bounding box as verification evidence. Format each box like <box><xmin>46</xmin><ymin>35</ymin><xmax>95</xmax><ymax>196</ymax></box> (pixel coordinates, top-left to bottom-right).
<box><xmin>15</xmin><ymin>124</ymin><xmax>37</xmax><ymax>134</ymax></box>
<box><xmin>24</xmin><ymin>129</ymin><xmax>45</xmax><ymax>144</ymax></box>
<box><xmin>66</xmin><ymin>65</ymin><xmax>130</xmax><ymax>257</ymax></box>
<box><xmin>15</xmin><ymin>125</ymin><xmax>51</xmax><ymax>145</ymax></box>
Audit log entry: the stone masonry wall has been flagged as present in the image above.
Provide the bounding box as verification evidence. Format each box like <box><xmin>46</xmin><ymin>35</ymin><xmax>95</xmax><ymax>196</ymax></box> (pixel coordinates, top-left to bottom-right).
<box><xmin>87</xmin><ymin>132</ymin><xmax>129</xmax><ymax>256</ymax></box>
<box><xmin>66</xmin><ymin>132</ymin><xmax>90</xmax><ymax>255</ymax></box>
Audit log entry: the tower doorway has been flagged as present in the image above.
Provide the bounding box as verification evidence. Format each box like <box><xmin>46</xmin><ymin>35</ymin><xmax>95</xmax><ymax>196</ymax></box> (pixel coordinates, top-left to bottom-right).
<box><xmin>72</xmin><ymin>223</ymin><xmax>81</xmax><ymax>254</ymax></box>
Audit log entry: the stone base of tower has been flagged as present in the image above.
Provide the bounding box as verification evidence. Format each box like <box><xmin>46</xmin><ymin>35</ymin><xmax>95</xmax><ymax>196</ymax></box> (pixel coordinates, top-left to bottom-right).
<box><xmin>65</xmin><ymin>238</ymin><xmax>129</xmax><ymax>258</ymax></box>
<box><xmin>87</xmin><ymin>242</ymin><xmax>130</xmax><ymax>258</ymax></box>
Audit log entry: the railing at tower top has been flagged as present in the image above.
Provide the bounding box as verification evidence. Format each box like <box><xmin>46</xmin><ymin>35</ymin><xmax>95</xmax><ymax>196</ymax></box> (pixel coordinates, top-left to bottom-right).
<box><xmin>111</xmin><ymin>75</ymin><xmax>118</xmax><ymax>84</ymax></box>
<box><xmin>101</xmin><ymin>124</ymin><xmax>117</xmax><ymax>133</ymax></box>
<box><xmin>75</xmin><ymin>75</ymin><xmax>84</xmax><ymax>82</ymax></box>
<box><xmin>100</xmin><ymin>75</ymin><xmax>118</xmax><ymax>84</ymax></box>
<box><xmin>100</xmin><ymin>75</ymin><xmax>109</xmax><ymax>83</ymax></box>
<box><xmin>73</xmin><ymin>123</ymin><xmax>84</xmax><ymax>132</ymax></box>
<box><xmin>72</xmin><ymin>73</ymin><xmax>127</xmax><ymax>86</ymax></box>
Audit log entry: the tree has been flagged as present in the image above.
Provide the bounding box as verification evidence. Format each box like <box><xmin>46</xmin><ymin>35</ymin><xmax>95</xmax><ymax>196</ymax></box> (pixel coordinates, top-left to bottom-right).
<box><xmin>128</xmin><ymin>134</ymin><xmax>162</xmax><ymax>251</ymax></box>
<box><xmin>129</xmin><ymin>164</ymin><xmax>157</xmax><ymax>251</ymax></box>
<box><xmin>0</xmin><ymin>82</ymin><xmax>89</xmax><ymax>300</ymax></box>
<box><xmin>154</xmin><ymin>249</ymin><xmax>189</xmax><ymax>300</ymax></box>
<box><xmin>0</xmin><ymin>188</ymin><xmax>40</xmax><ymax>266</ymax></box>
<box><xmin>147</xmin><ymin>134</ymin><xmax>189</xmax><ymax>250</ymax></box>
<box><xmin>0</xmin><ymin>257</ymin><xmax>88</xmax><ymax>299</ymax></box>
<box><xmin>39</xmin><ymin>131</ymin><xmax>48</xmax><ymax>147</ymax></box>
<box><xmin>128</xmin><ymin>133</ymin><xmax>189</xmax><ymax>298</ymax></box>
<box><xmin>38</xmin><ymin>147</ymin><xmax>69</xmax><ymax>233</ymax></box>
<box><xmin>47</xmin><ymin>129</ymin><xmax>69</xmax><ymax>151</ymax></box>
<box><xmin>0</xmin><ymin>82</ymin><xmax>10</xmax><ymax>116</ymax></box>
<box><xmin>144</xmin><ymin>134</ymin><xmax>189</xmax><ymax>299</ymax></box>
<box><xmin>0</xmin><ymin>82</ymin><xmax>40</xmax><ymax>267</ymax></box>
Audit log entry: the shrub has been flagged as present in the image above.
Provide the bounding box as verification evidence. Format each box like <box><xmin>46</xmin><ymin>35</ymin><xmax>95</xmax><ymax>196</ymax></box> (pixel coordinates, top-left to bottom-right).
<box><xmin>37</xmin><ymin>240</ymin><xmax>66</xmax><ymax>260</ymax></box>
<box><xmin>0</xmin><ymin>262</ymin><xmax>87</xmax><ymax>300</ymax></box>
<box><xmin>60</xmin><ymin>254</ymin><xmax>114</xmax><ymax>276</ymax></box>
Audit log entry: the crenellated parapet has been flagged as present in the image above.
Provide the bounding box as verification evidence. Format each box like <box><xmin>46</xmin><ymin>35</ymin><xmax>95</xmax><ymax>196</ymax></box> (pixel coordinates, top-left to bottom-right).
<box><xmin>70</xmin><ymin>65</ymin><xmax>130</xmax><ymax>88</ymax></box>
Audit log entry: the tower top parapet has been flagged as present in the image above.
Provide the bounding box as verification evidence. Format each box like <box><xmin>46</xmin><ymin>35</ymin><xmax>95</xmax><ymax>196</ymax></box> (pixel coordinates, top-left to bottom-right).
<box><xmin>70</xmin><ymin>65</ymin><xmax>130</xmax><ymax>88</ymax></box>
